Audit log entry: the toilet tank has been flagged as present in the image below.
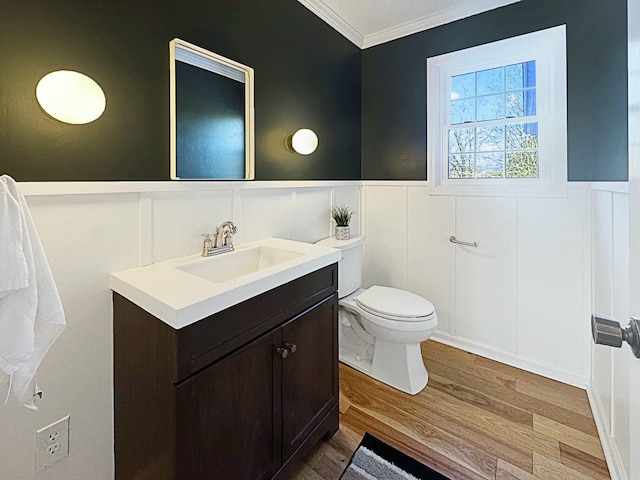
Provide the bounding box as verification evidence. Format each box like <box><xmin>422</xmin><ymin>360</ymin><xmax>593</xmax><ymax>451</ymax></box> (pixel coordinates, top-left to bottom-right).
<box><xmin>315</xmin><ymin>236</ymin><xmax>364</xmax><ymax>298</ymax></box>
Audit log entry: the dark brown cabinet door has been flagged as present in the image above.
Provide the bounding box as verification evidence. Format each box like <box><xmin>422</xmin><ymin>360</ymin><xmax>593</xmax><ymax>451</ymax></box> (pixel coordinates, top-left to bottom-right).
<box><xmin>175</xmin><ymin>329</ymin><xmax>283</xmax><ymax>480</ymax></box>
<box><xmin>281</xmin><ymin>294</ymin><xmax>338</xmax><ymax>458</ymax></box>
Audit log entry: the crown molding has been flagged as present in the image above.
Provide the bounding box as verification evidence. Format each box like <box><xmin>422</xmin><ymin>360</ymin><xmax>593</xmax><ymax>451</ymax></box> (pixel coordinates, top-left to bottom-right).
<box><xmin>300</xmin><ymin>0</ymin><xmax>521</xmax><ymax>50</ymax></box>
<box><xmin>362</xmin><ymin>0</ymin><xmax>521</xmax><ymax>48</ymax></box>
<box><xmin>297</xmin><ymin>0</ymin><xmax>364</xmax><ymax>48</ymax></box>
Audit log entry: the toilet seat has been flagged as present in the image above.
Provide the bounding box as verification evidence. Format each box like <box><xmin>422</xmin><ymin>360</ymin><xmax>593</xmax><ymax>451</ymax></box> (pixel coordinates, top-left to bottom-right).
<box><xmin>340</xmin><ymin>287</ymin><xmax>437</xmax><ymax>333</ymax></box>
<box><xmin>356</xmin><ymin>286</ymin><xmax>435</xmax><ymax>321</ymax></box>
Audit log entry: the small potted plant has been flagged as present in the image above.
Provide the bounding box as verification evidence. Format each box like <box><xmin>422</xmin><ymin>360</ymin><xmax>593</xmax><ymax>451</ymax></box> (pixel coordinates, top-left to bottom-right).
<box><xmin>331</xmin><ymin>204</ymin><xmax>354</xmax><ymax>240</ymax></box>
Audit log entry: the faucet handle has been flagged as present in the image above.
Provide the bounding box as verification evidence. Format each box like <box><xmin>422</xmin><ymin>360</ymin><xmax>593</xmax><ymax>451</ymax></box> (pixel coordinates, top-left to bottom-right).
<box><xmin>201</xmin><ymin>233</ymin><xmax>214</xmax><ymax>256</ymax></box>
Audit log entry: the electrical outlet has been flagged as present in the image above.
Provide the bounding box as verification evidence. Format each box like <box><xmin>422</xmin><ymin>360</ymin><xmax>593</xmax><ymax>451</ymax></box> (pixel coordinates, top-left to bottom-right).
<box><xmin>35</xmin><ymin>416</ymin><xmax>69</xmax><ymax>473</ymax></box>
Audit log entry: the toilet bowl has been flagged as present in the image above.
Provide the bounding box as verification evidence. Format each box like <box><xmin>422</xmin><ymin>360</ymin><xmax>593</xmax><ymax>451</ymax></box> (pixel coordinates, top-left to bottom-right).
<box><xmin>316</xmin><ymin>236</ymin><xmax>438</xmax><ymax>395</ymax></box>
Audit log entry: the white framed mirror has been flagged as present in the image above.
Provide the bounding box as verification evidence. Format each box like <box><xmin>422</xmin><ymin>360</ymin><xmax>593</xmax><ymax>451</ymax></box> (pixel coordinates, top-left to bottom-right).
<box><xmin>170</xmin><ymin>38</ymin><xmax>255</xmax><ymax>180</ymax></box>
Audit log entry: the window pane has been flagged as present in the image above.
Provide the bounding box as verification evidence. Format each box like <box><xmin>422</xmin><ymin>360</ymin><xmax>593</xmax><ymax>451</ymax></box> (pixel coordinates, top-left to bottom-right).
<box><xmin>451</xmin><ymin>99</ymin><xmax>475</xmax><ymax>124</ymax></box>
<box><xmin>477</xmin><ymin>67</ymin><xmax>504</xmax><ymax>95</ymax></box>
<box><xmin>448</xmin><ymin>128</ymin><xmax>475</xmax><ymax>153</ymax></box>
<box><xmin>506</xmin><ymin>151</ymin><xmax>538</xmax><ymax>178</ymax></box>
<box><xmin>524</xmin><ymin>61</ymin><xmax>536</xmax><ymax>88</ymax></box>
<box><xmin>506</xmin><ymin>92</ymin><xmax>524</xmax><ymax>118</ymax></box>
<box><xmin>506</xmin><ymin>123</ymin><xmax>539</xmax><ymax>149</ymax></box>
<box><xmin>476</xmin><ymin>153</ymin><xmax>505</xmax><ymax>178</ymax></box>
<box><xmin>505</xmin><ymin>63</ymin><xmax>523</xmax><ymax>91</ymax></box>
<box><xmin>506</xmin><ymin>61</ymin><xmax>536</xmax><ymax>90</ymax></box>
<box><xmin>448</xmin><ymin>154</ymin><xmax>474</xmax><ymax>178</ymax></box>
<box><xmin>477</xmin><ymin>94</ymin><xmax>504</xmax><ymax>121</ymax></box>
<box><xmin>524</xmin><ymin>89</ymin><xmax>536</xmax><ymax>116</ymax></box>
<box><xmin>506</xmin><ymin>90</ymin><xmax>537</xmax><ymax>118</ymax></box>
<box><xmin>451</xmin><ymin>73</ymin><xmax>475</xmax><ymax>100</ymax></box>
<box><xmin>477</xmin><ymin>126</ymin><xmax>504</xmax><ymax>151</ymax></box>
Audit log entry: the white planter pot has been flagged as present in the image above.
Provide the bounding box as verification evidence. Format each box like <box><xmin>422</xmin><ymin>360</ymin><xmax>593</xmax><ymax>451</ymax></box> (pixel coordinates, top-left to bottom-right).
<box><xmin>335</xmin><ymin>226</ymin><xmax>350</xmax><ymax>240</ymax></box>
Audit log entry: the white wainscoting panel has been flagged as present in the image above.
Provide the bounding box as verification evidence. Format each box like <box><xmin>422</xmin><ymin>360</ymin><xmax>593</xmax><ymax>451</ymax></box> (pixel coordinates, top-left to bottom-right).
<box><xmin>292</xmin><ymin>188</ymin><xmax>332</xmax><ymax>243</ymax></box>
<box><xmin>593</xmin><ymin>190</ymin><xmax>614</xmax><ymax>315</ymax></box>
<box><xmin>238</xmin><ymin>188</ymin><xmax>293</xmax><ymax>242</ymax></box>
<box><xmin>589</xmin><ymin>186</ymin><xmax>631</xmax><ymax>480</ymax></box>
<box><xmin>455</xmin><ymin>196</ymin><xmax>516</xmax><ymax>353</ymax></box>
<box><xmin>611</xmin><ymin>192</ymin><xmax>630</xmax><ymax>474</ymax></box>
<box><xmin>591</xmin><ymin>190</ymin><xmax>615</xmax><ymax>435</ymax></box>
<box><xmin>0</xmin><ymin>194</ymin><xmax>142</xmax><ymax>480</ymax></box>
<box><xmin>406</xmin><ymin>188</ymin><xmax>455</xmax><ymax>335</ymax></box>
<box><xmin>362</xmin><ymin>186</ymin><xmax>407</xmax><ymax>289</ymax></box>
<box><xmin>516</xmin><ymin>188</ymin><xmax>590</xmax><ymax>376</ymax></box>
<box><xmin>333</xmin><ymin>185</ymin><xmax>362</xmax><ymax>238</ymax></box>
<box><xmin>151</xmin><ymin>189</ymin><xmax>234</xmax><ymax>263</ymax></box>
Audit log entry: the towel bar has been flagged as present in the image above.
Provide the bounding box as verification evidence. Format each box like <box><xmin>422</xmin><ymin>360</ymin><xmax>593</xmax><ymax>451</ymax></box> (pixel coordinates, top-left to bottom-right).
<box><xmin>449</xmin><ymin>236</ymin><xmax>478</xmax><ymax>248</ymax></box>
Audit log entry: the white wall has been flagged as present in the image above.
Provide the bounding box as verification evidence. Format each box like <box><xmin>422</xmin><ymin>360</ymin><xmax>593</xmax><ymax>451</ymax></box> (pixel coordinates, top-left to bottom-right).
<box><xmin>588</xmin><ymin>183</ymin><xmax>632</xmax><ymax>480</ymax></box>
<box><xmin>362</xmin><ymin>182</ymin><xmax>593</xmax><ymax>387</ymax></box>
<box><xmin>0</xmin><ymin>181</ymin><xmax>360</xmax><ymax>480</ymax></box>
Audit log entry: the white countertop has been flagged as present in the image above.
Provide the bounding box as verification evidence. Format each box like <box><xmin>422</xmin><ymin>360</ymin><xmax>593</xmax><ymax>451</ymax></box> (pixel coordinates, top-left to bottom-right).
<box><xmin>110</xmin><ymin>237</ymin><xmax>341</xmax><ymax>329</ymax></box>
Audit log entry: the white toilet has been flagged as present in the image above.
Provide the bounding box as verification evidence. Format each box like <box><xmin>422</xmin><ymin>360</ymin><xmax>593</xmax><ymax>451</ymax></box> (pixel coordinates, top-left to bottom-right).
<box><xmin>316</xmin><ymin>235</ymin><xmax>437</xmax><ymax>395</ymax></box>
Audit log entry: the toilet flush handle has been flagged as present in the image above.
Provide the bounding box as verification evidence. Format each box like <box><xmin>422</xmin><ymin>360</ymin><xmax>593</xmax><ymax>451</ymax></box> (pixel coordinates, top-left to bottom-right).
<box><xmin>591</xmin><ymin>314</ymin><xmax>640</xmax><ymax>358</ymax></box>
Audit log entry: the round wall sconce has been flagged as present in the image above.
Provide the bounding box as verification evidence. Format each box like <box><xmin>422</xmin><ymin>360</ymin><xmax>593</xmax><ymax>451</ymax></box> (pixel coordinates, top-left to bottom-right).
<box><xmin>36</xmin><ymin>70</ymin><xmax>106</xmax><ymax>124</ymax></box>
<box><xmin>285</xmin><ymin>128</ymin><xmax>318</xmax><ymax>155</ymax></box>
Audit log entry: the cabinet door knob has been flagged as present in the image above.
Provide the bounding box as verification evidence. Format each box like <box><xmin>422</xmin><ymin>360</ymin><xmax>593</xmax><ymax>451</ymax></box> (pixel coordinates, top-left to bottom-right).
<box><xmin>284</xmin><ymin>342</ymin><xmax>297</xmax><ymax>354</ymax></box>
<box><xmin>275</xmin><ymin>347</ymin><xmax>289</xmax><ymax>358</ymax></box>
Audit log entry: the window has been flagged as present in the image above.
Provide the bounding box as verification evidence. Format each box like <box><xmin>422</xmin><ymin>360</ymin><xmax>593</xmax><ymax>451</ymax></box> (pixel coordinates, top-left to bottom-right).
<box><xmin>427</xmin><ymin>26</ymin><xmax>566</xmax><ymax>196</ymax></box>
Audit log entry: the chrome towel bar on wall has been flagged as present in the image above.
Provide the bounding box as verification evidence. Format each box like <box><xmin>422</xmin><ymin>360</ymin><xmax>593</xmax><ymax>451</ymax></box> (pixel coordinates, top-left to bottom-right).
<box><xmin>449</xmin><ymin>236</ymin><xmax>478</xmax><ymax>248</ymax></box>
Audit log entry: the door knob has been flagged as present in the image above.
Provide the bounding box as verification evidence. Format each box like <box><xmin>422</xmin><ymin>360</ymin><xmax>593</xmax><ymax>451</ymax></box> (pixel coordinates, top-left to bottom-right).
<box><xmin>591</xmin><ymin>314</ymin><xmax>640</xmax><ymax>358</ymax></box>
<box><xmin>284</xmin><ymin>342</ymin><xmax>297</xmax><ymax>354</ymax></box>
<box><xmin>275</xmin><ymin>347</ymin><xmax>289</xmax><ymax>359</ymax></box>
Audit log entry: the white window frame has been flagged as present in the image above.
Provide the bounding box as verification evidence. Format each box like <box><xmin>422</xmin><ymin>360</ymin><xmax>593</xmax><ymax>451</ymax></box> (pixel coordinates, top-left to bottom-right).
<box><xmin>426</xmin><ymin>25</ymin><xmax>567</xmax><ymax>197</ymax></box>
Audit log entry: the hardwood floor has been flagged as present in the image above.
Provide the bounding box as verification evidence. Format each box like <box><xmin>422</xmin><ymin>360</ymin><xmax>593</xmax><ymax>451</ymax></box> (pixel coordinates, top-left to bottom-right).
<box><xmin>287</xmin><ymin>341</ymin><xmax>609</xmax><ymax>480</ymax></box>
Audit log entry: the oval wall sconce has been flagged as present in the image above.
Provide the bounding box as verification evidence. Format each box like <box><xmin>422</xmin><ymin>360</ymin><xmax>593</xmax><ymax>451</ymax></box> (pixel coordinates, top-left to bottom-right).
<box><xmin>36</xmin><ymin>70</ymin><xmax>106</xmax><ymax>124</ymax></box>
<box><xmin>285</xmin><ymin>128</ymin><xmax>318</xmax><ymax>155</ymax></box>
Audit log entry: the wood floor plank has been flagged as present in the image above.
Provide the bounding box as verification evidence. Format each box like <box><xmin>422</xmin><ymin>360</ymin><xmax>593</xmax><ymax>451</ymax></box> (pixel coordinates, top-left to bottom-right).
<box><xmin>428</xmin><ymin>373</ymin><xmax>534</xmax><ymax>427</ymax></box>
<box><xmin>516</xmin><ymin>377</ymin><xmax>592</xmax><ymax>418</ymax></box>
<box><xmin>340</xmin><ymin>405</ymin><xmax>491</xmax><ymax>480</ymax></box>
<box><xmin>289</xmin><ymin>343</ymin><xmax>610</xmax><ymax>480</ymax></box>
<box><xmin>307</xmin><ymin>450</ymin><xmax>347</xmax><ymax>479</ymax></box>
<box><xmin>425</xmin><ymin>356</ymin><xmax>598</xmax><ymax>437</ymax></box>
<box><xmin>533</xmin><ymin>415</ymin><xmax>605</xmax><ymax>460</ymax></box>
<box><xmin>559</xmin><ymin>443</ymin><xmax>610</xmax><ymax>480</ymax></box>
<box><xmin>341</xmin><ymin>365</ymin><xmax>536</xmax><ymax>472</ymax></box>
<box><xmin>533</xmin><ymin>452</ymin><xmax>598</xmax><ymax>480</ymax></box>
<box><xmin>420</xmin><ymin>377</ymin><xmax>560</xmax><ymax>462</ymax></box>
<box><xmin>496</xmin><ymin>459</ymin><xmax>537</xmax><ymax>480</ymax></box>
<box><xmin>339</xmin><ymin>396</ymin><xmax>351</xmax><ymax>414</ymax></box>
<box><xmin>340</xmin><ymin>379</ymin><xmax>498</xmax><ymax>478</ymax></box>
<box><xmin>288</xmin><ymin>464</ymin><xmax>326</xmax><ymax>480</ymax></box>
<box><xmin>325</xmin><ymin>423</ymin><xmax>362</xmax><ymax>460</ymax></box>
<box><xmin>423</xmin><ymin>342</ymin><xmax>518</xmax><ymax>391</ymax></box>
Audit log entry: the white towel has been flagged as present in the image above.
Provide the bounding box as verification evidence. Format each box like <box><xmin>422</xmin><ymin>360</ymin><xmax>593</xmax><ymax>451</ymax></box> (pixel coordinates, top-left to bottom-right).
<box><xmin>0</xmin><ymin>190</ymin><xmax>28</xmax><ymax>298</ymax></box>
<box><xmin>0</xmin><ymin>175</ymin><xmax>66</xmax><ymax>409</ymax></box>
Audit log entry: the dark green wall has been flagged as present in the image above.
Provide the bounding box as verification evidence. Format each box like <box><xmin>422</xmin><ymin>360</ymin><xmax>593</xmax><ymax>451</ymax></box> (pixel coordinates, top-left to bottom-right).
<box><xmin>0</xmin><ymin>0</ymin><xmax>361</xmax><ymax>181</ymax></box>
<box><xmin>362</xmin><ymin>0</ymin><xmax>628</xmax><ymax>181</ymax></box>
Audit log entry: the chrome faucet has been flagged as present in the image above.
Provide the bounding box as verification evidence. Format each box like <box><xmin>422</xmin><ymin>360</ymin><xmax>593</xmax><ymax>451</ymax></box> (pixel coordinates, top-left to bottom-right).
<box><xmin>201</xmin><ymin>221</ymin><xmax>238</xmax><ymax>257</ymax></box>
<box><xmin>215</xmin><ymin>221</ymin><xmax>237</xmax><ymax>248</ymax></box>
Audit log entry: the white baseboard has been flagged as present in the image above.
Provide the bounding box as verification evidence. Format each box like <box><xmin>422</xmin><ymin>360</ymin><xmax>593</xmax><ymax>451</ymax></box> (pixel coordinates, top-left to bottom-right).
<box><xmin>430</xmin><ymin>332</ymin><xmax>589</xmax><ymax>388</ymax></box>
<box><xmin>586</xmin><ymin>385</ymin><xmax>627</xmax><ymax>480</ymax></box>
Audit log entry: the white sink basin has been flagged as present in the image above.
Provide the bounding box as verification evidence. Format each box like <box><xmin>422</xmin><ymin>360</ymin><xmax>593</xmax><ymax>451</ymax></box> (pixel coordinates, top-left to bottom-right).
<box><xmin>110</xmin><ymin>238</ymin><xmax>341</xmax><ymax>329</ymax></box>
<box><xmin>177</xmin><ymin>245</ymin><xmax>303</xmax><ymax>283</ymax></box>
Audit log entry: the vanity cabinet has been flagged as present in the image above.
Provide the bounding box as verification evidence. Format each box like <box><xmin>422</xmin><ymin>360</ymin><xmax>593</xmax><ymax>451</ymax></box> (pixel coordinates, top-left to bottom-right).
<box><xmin>113</xmin><ymin>264</ymin><xmax>338</xmax><ymax>480</ymax></box>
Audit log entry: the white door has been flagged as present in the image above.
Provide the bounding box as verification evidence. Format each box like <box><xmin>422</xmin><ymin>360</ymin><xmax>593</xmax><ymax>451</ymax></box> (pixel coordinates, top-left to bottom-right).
<box><xmin>627</xmin><ymin>1</ymin><xmax>640</xmax><ymax>478</ymax></box>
